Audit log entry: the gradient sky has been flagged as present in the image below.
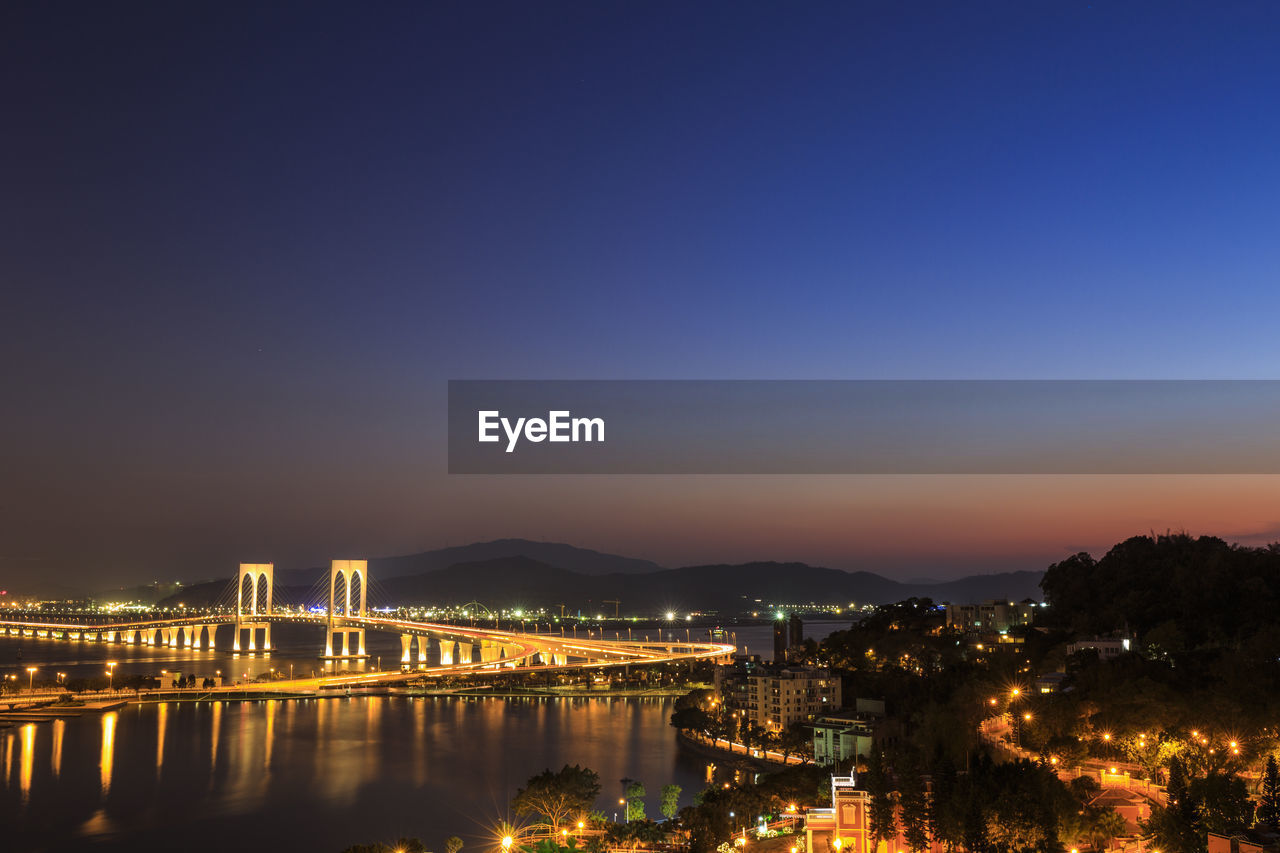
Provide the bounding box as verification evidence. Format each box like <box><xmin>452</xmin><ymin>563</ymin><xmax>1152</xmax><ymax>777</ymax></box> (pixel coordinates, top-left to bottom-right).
<box><xmin>5</xmin><ymin>2</ymin><xmax>1280</xmax><ymax>588</ymax></box>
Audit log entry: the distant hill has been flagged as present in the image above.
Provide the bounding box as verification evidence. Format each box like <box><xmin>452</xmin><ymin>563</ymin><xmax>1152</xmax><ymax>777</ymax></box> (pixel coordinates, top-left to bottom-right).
<box><xmin>158</xmin><ymin>550</ymin><xmax>1044</xmax><ymax>614</ymax></box>
<box><xmin>371</xmin><ymin>539</ymin><xmax>663</xmax><ymax>578</ymax></box>
<box><xmin>271</xmin><ymin>538</ymin><xmax>663</xmax><ymax>587</ymax></box>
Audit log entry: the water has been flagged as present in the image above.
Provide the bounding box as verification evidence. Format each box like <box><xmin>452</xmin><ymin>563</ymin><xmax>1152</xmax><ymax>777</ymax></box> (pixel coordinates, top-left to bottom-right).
<box><xmin>2</xmin><ymin>694</ymin><xmax>714</xmax><ymax>852</ymax></box>
<box><xmin>0</xmin><ymin>631</ymin><xmax>713</xmax><ymax>853</ymax></box>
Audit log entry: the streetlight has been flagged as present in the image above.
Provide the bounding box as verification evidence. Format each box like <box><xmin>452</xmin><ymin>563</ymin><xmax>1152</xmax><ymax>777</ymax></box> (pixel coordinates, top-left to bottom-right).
<box><xmin>107</xmin><ymin>661</ymin><xmax>117</xmax><ymax>690</ymax></box>
<box><xmin>501</xmin><ymin>837</ymin><xmax>513</xmax><ymax>852</ymax></box>
<box><xmin>27</xmin><ymin>667</ymin><xmax>36</xmax><ymax>691</ymax></box>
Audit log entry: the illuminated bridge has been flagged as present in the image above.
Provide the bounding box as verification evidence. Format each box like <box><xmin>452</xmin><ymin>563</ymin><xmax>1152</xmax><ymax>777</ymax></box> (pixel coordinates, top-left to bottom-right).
<box><xmin>0</xmin><ymin>561</ymin><xmax>735</xmax><ymax>690</ymax></box>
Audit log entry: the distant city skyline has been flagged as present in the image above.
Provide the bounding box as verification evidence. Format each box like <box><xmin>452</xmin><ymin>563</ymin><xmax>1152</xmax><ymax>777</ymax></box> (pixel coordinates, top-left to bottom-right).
<box><xmin>6</xmin><ymin>3</ymin><xmax>1280</xmax><ymax>587</ymax></box>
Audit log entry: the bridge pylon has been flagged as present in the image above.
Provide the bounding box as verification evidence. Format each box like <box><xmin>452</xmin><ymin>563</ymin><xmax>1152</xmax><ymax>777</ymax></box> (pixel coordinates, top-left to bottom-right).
<box><xmin>325</xmin><ymin>559</ymin><xmax>368</xmax><ymax>658</ymax></box>
<box><xmin>234</xmin><ymin>563</ymin><xmax>273</xmax><ymax>653</ymax></box>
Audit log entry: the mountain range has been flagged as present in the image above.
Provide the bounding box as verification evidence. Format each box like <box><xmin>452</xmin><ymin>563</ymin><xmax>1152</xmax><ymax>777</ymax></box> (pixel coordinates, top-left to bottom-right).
<box><xmin>149</xmin><ymin>539</ymin><xmax>1045</xmax><ymax>614</ymax></box>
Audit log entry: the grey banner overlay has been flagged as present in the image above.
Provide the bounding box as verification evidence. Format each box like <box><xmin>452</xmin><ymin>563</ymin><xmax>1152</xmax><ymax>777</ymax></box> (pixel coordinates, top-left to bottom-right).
<box><xmin>448</xmin><ymin>380</ymin><xmax>1280</xmax><ymax>474</ymax></box>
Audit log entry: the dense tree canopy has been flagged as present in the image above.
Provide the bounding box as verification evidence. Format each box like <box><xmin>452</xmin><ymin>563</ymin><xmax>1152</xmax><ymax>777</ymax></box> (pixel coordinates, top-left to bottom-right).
<box><xmin>512</xmin><ymin>765</ymin><xmax>602</xmax><ymax>830</ymax></box>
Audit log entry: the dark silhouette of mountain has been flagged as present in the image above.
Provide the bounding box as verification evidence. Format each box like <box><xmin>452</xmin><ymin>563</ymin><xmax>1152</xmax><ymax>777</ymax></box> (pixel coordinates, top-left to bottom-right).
<box><xmin>271</xmin><ymin>538</ymin><xmax>663</xmax><ymax>587</ymax></box>
<box><xmin>373</xmin><ymin>539</ymin><xmax>663</xmax><ymax>577</ymax></box>
<box><xmin>158</xmin><ymin>554</ymin><xmax>1044</xmax><ymax>613</ymax></box>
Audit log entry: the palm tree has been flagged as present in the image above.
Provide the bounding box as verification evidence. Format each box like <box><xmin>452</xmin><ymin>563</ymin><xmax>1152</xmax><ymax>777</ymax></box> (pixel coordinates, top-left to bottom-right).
<box><xmin>1087</xmin><ymin>807</ymin><xmax>1127</xmax><ymax>850</ymax></box>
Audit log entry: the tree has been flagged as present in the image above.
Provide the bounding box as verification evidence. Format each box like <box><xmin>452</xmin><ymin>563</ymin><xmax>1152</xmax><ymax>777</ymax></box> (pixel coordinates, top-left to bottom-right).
<box><xmin>1166</xmin><ymin>756</ymin><xmax>1194</xmax><ymax>823</ymax></box>
<box><xmin>780</xmin><ymin>722</ymin><xmax>812</xmax><ymax>761</ymax></box>
<box><xmin>660</xmin><ymin>784</ymin><xmax>681</xmax><ymax>820</ymax></box>
<box><xmin>445</xmin><ymin>837</ymin><xmax>464</xmax><ymax>853</ymax></box>
<box><xmin>1258</xmin><ymin>755</ymin><xmax>1280</xmax><ymax>828</ymax></box>
<box><xmin>1191</xmin><ymin>770</ymin><xmax>1253</xmax><ymax>834</ymax></box>
<box><xmin>512</xmin><ymin>765</ymin><xmax>602</xmax><ymax>831</ymax></box>
<box><xmin>928</xmin><ymin>756</ymin><xmax>964</xmax><ymax>850</ymax></box>
<box><xmin>866</xmin><ymin>751</ymin><xmax>897</xmax><ymax>844</ymax></box>
<box><xmin>624</xmin><ymin>779</ymin><xmax>646</xmax><ymax>821</ymax></box>
<box><xmin>897</xmin><ymin>754</ymin><xmax>930</xmax><ymax>852</ymax></box>
<box><xmin>1086</xmin><ymin>807</ymin><xmax>1127</xmax><ymax>850</ymax></box>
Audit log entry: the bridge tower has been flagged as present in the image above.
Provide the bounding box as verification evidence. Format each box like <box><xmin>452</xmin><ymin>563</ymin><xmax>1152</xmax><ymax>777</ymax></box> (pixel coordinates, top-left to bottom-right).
<box><xmin>325</xmin><ymin>559</ymin><xmax>367</xmax><ymax>658</ymax></box>
<box><xmin>234</xmin><ymin>563</ymin><xmax>273</xmax><ymax>653</ymax></box>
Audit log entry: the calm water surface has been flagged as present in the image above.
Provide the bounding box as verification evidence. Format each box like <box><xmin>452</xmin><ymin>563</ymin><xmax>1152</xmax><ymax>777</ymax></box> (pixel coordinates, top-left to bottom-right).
<box><xmin>0</xmin><ymin>620</ymin><xmax>849</xmax><ymax>851</ymax></box>
<box><xmin>2</xmin><ymin>694</ymin><xmax>710</xmax><ymax>853</ymax></box>
<box><xmin>0</xmin><ymin>631</ymin><xmax>718</xmax><ymax>853</ymax></box>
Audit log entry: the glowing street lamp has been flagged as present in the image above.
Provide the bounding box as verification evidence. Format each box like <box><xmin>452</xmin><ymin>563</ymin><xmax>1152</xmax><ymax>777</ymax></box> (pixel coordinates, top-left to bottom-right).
<box><xmin>501</xmin><ymin>837</ymin><xmax>513</xmax><ymax>852</ymax></box>
<box><xmin>26</xmin><ymin>667</ymin><xmax>36</xmax><ymax>691</ymax></box>
<box><xmin>107</xmin><ymin>661</ymin><xmax>117</xmax><ymax>690</ymax></box>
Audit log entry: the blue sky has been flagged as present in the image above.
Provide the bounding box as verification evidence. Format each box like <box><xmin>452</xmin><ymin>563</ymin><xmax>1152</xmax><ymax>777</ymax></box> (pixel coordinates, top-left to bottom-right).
<box><xmin>4</xmin><ymin>2</ymin><xmax>1280</xmax><ymax>585</ymax></box>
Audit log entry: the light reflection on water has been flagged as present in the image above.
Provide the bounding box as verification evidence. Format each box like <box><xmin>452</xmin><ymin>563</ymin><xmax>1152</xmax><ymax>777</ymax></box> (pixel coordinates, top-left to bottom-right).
<box><xmin>1</xmin><ymin>695</ymin><xmax>709</xmax><ymax>853</ymax></box>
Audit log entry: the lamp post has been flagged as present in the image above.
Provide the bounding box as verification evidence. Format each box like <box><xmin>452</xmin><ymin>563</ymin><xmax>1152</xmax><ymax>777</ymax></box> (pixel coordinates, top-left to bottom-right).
<box><xmin>107</xmin><ymin>661</ymin><xmax>117</xmax><ymax>690</ymax></box>
<box><xmin>27</xmin><ymin>667</ymin><xmax>36</xmax><ymax>691</ymax></box>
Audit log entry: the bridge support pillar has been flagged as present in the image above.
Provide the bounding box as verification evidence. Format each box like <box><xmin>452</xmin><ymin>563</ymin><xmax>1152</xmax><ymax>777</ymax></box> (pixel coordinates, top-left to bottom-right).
<box><xmin>438</xmin><ymin>639</ymin><xmax>454</xmax><ymax>666</ymax></box>
<box><xmin>415</xmin><ymin>637</ymin><xmax>427</xmax><ymax>667</ymax></box>
<box><xmin>234</xmin><ymin>623</ymin><xmax>269</xmax><ymax>653</ymax></box>
<box><xmin>324</xmin><ymin>628</ymin><xmax>365</xmax><ymax>658</ymax></box>
<box><xmin>401</xmin><ymin>634</ymin><xmax>412</xmax><ymax>664</ymax></box>
<box><xmin>207</xmin><ymin>625</ymin><xmax>215</xmax><ymax>650</ymax></box>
